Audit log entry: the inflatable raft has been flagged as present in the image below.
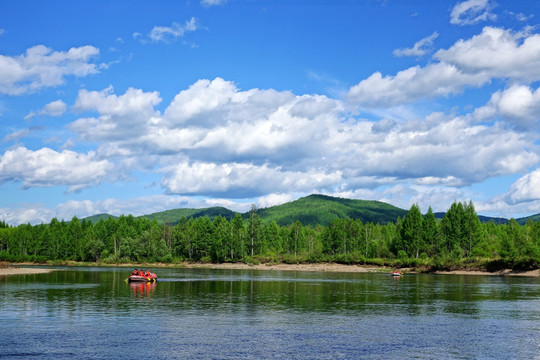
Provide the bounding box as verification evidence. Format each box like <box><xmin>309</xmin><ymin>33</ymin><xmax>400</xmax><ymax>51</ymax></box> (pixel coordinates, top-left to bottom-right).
<box><xmin>127</xmin><ymin>272</ymin><xmax>157</xmax><ymax>283</ymax></box>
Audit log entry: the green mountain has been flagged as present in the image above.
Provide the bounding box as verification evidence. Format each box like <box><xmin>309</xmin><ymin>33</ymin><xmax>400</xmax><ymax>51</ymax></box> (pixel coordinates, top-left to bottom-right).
<box><xmin>516</xmin><ymin>213</ymin><xmax>540</xmax><ymax>225</ymax></box>
<box><xmin>253</xmin><ymin>194</ymin><xmax>408</xmax><ymax>226</ymax></box>
<box><xmin>82</xmin><ymin>194</ymin><xmax>540</xmax><ymax>227</ymax></box>
<box><xmin>141</xmin><ymin>207</ymin><xmax>236</xmax><ymax>224</ymax></box>
<box><xmin>83</xmin><ymin>213</ymin><xmax>118</xmax><ymax>223</ymax></box>
<box><xmin>82</xmin><ymin>194</ymin><xmax>408</xmax><ymax>226</ymax></box>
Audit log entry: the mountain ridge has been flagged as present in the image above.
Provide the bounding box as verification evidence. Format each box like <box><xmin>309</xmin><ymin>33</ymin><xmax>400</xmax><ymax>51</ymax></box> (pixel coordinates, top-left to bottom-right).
<box><xmin>82</xmin><ymin>194</ymin><xmax>537</xmax><ymax>227</ymax></box>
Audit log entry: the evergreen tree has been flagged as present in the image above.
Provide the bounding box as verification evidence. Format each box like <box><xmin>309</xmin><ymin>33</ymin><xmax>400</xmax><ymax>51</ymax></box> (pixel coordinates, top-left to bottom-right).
<box><xmin>422</xmin><ymin>206</ymin><xmax>438</xmax><ymax>256</ymax></box>
<box><xmin>248</xmin><ymin>204</ymin><xmax>261</xmax><ymax>257</ymax></box>
<box><xmin>440</xmin><ymin>202</ymin><xmax>465</xmax><ymax>257</ymax></box>
<box><xmin>401</xmin><ymin>204</ymin><xmax>423</xmax><ymax>258</ymax></box>
<box><xmin>462</xmin><ymin>201</ymin><xmax>482</xmax><ymax>257</ymax></box>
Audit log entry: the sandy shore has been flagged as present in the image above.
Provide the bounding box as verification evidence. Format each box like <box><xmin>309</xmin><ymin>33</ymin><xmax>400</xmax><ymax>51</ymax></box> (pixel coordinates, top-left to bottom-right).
<box><xmin>1</xmin><ymin>262</ymin><xmax>538</xmax><ymax>277</ymax></box>
<box><xmin>0</xmin><ymin>267</ymin><xmax>54</xmax><ymax>276</ymax></box>
<box><xmin>182</xmin><ymin>262</ymin><xmax>540</xmax><ymax>276</ymax></box>
<box><xmin>434</xmin><ymin>269</ymin><xmax>540</xmax><ymax>277</ymax></box>
<box><xmin>182</xmin><ymin>262</ymin><xmax>388</xmax><ymax>273</ymax></box>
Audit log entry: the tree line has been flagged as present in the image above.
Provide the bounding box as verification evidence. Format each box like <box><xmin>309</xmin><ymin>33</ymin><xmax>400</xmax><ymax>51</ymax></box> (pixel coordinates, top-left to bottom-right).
<box><xmin>1</xmin><ymin>202</ymin><xmax>539</xmax><ymax>270</ymax></box>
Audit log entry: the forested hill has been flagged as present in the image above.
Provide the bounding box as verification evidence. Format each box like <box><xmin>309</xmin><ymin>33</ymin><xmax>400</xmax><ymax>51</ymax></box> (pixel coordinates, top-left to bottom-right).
<box><xmin>143</xmin><ymin>207</ymin><xmax>237</xmax><ymax>224</ymax></box>
<box><xmin>83</xmin><ymin>194</ymin><xmax>538</xmax><ymax>227</ymax></box>
<box><xmin>253</xmin><ymin>194</ymin><xmax>408</xmax><ymax>226</ymax></box>
<box><xmin>83</xmin><ymin>194</ymin><xmax>409</xmax><ymax>227</ymax></box>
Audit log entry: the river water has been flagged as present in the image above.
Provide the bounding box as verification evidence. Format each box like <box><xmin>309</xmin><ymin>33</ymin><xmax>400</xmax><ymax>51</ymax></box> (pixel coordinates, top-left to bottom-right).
<box><xmin>1</xmin><ymin>266</ymin><xmax>539</xmax><ymax>359</ymax></box>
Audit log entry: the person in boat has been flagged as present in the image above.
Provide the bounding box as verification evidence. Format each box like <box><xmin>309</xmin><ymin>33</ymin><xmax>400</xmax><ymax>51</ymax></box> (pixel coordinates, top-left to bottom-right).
<box><xmin>145</xmin><ymin>270</ymin><xmax>151</xmax><ymax>276</ymax></box>
<box><xmin>131</xmin><ymin>269</ymin><xmax>138</xmax><ymax>276</ymax></box>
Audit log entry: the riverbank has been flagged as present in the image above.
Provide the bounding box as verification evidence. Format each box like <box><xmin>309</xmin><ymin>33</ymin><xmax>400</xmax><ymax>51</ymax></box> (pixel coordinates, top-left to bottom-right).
<box><xmin>3</xmin><ymin>261</ymin><xmax>539</xmax><ymax>277</ymax></box>
<box><xmin>180</xmin><ymin>262</ymin><xmax>540</xmax><ymax>277</ymax></box>
<box><xmin>0</xmin><ymin>267</ymin><xmax>54</xmax><ymax>276</ymax></box>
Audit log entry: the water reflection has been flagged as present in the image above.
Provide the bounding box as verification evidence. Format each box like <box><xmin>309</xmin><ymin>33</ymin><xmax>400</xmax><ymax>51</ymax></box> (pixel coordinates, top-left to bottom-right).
<box><xmin>129</xmin><ymin>281</ymin><xmax>156</xmax><ymax>298</ymax></box>
<box><xmin>1</xmin><ymin>267</ymin><xmax>539</xmax><ymax>359</ymax></box>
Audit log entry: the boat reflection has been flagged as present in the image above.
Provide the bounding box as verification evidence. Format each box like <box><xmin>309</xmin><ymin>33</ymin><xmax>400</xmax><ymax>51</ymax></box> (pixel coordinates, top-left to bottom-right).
<box><xmin>129</xmin><ymin>281</ymin><xmax>156</xmax><ymax>297</ymax></box>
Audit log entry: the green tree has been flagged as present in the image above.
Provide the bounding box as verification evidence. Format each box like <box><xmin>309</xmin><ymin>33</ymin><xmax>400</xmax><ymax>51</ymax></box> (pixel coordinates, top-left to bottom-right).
<box><xmin>440</xmin><ymin>202</ymin><xmax>465</xmax><ymax>257</ymax></box>
<box><xmin>401</xmin><ymin>204</ymin><xmax>424</xmax><ymax>258</ymax></box>
<box><xmin>461</xmin><ymin>201</ymin><xmax>482</xmax><ymax>257</ymax></box>
<box><xmin>422</xmin><ymin>206</ymin><xmax>438</xmax><ymax>256</ymax></box>
<box><xmin>248</xmin><ymin>204</ymin><xmax>261</xmax><ymax>256</ymax></box>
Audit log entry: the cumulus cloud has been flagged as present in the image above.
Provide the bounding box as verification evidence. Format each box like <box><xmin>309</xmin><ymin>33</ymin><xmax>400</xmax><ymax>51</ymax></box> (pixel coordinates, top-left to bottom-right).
<box><xmin>505</xmin><ymin>168</ymin><xmax>540</xmax><ymax>204</ymax></box>
<box><xmin>348</xmin><ymin>27</ymin><xmax>540</xmax><ymax>107</ymax></box>
<box><xmin>0</xmin><ymin>147</ymin><xmax>114</xmax><ymax>192</ymax></box>
<box><xmin>331</xmin><ymin>115</ymin><xmax>537</xmax><ymax>187</ymax></box>
<box><xmin>474</xmin><ymin>84</ymin><xmax>540</xmax><ymax>129</ymax></box>
<box><xmin>257</xmin><ymin>193</ymin><xmax>293</xmax><ymax>209</ymax></box>
<box><xmin>25</xmin><ymin>99</ymin><xmax>67</xmax><ymax>119</ymax></box>
<box><xmin>450</xmin><ymin>0</ymin><xmax>496</xmax><ymax>26</ymax></box>
<box><xmin>393</xmin><ymin>32</ymin><xmax>439</xmax><ymax>57</ymax></box>
<box><xmin>0</xmin><ymin>205</ymin><xmax>54</xmax><ymax>226</ymax></box>
<box><xmin>434</xmin><ymin>27</ymin><xmax>540</xmax><ymax>81</ymax></box>
<box><xmin>347</xmin><ymin>62</ymin><xmax>484</xmax><ymax>107</ymax></box>
<box><xmin>71</xmin><ymin>86</ymin><xmax>162</xmax><ymax>141</ymax></box>
<box><xmin>42</xmin><ymin>99</ymin><xmax>67</xmax><ymax>116</ymax></box>
<box><xmin>164</xmin><ymin>77</ymin><xmax>295</xmax><ymax>127</ymax></box>
<box><xmin>160</xmin><ymin>160</ymin><xmax>343</xmax><ymax>197</ymax></box>
<box><xmin>62</xmin><ymin>78</ymin><xmax>539</xmax><ymax>201</ymax></box>
<box><xmin>0</xmin><ymin>45</ymin><xmax>100</xmax><ymax>95</ymax></box>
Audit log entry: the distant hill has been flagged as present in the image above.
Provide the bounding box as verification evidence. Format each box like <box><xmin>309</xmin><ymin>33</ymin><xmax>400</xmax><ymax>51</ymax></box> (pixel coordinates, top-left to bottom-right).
<box><xmin>81</xmin><ymin>194</ymin><xmax>540</xmax><ymax>227</ymax></box>
<box><xmin>253</xmin><ymin>194</ymin><xmax>408</xmax><ymax>226</ymax></box>
<box><xmin>434</xmin><ymin>212</ymin><xmax>509</xmax><ymax>224</ymax></box>
<box><xmin>83</xmin><ymin>213</ymin><xmax>118</xmax><ymax>223</ymax></box>
<box><xmin>141</xmin><ymin>207</ymin><xmax>237</xmax><ymax>224</ymax></box>
<box><xmin>516</xmin><ymin>214</ymin><xmax>540</xmax><ymax>225</ymax></box>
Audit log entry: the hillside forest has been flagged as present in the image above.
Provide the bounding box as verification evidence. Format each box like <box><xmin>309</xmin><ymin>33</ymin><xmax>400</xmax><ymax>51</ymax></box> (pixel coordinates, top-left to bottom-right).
<box><xmin>1</xmin><ymin>200</ymin><xmax>539</xmax><ymax>271</ymax></box>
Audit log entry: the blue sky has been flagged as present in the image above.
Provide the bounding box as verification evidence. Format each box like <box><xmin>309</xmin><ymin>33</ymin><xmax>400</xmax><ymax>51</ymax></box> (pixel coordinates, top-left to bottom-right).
<box><xmin>2</xmin><ymin>0</ymin><xmax>540</xmax><ymax>225</ymax></box>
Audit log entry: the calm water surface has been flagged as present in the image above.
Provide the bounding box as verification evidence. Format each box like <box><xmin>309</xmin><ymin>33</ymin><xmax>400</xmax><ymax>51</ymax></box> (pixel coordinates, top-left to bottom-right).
<box><xmin>1</xmin><ymin>267</ymin><xmax>539</xmax><ymax>359</ymax></box>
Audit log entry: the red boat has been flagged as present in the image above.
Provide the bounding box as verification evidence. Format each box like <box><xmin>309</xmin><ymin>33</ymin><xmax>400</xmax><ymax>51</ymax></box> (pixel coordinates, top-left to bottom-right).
<box><xmin>127</xmin><ymin>271</ymin><xmax>157</xmax><ymax>283</ymax></box>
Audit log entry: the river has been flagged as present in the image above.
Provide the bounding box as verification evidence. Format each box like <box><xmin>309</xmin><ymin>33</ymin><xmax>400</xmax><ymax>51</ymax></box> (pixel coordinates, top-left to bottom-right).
<box><xmin>1</xmin><ymin>266</ymin><xmax>539</xmax><ymax>359</ymax></box>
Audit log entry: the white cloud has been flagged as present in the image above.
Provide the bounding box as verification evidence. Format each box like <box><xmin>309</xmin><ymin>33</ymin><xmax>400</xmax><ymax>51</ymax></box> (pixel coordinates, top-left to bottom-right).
<box><xmin>331</xmin><ymin>115</ymin><xmax>538</xmax><ymax>187</ymax></box>
<box><xmin>347</xmin><ymin>62</ymin><xmax>484</xmax><ymax>107</ymax></box>
<box><xmin>160</xmin><ymin>160</ymin><xmax>343</xmax><ymax>197</ymax></box>
<box><xmin>42</xmin><ymin>99</ymin><xmax>67</xmax><ymax>116</ymax></box>
<box><xmin>25</xmin><ymin>99</ymin><xmax>67</xmax><ymax>119</ymax></box>
<box><xmin>0</xmin><ymin>205</ymin><xmax>54</xmax><ymax>226</ymax></box>
<box><xmin>0</xmin><ymin>195</ymin><xmax>252</xmax><ymax>226</ymax></box>
<box><xmin>505</xmin><ymin>168</ymin><xmax>540</xmax><ymax>204</ymax></box>
<box><xmin>474</xmin><ymin>84</ymin><xmax>540</xmax><ymax>129</ymax></box>
<box><xmin>348</xmin><ymin>27</ymin><xmax>540</xmax><ymax>107</ymax></box>
<box><xmin>2</xmin><ymin>127</ymin><xmax>42</xmax><ymax>143</ymax></box>
<box><xmin>393</xmin><ymin>32</ymin><xmax>439</xmax><ymax>57</ymax></box>
<box><xmin>201</xmin><ymin>0</ymin><xmax>227</xmax><ymax>7</ymax></box>
<box><xmin>257</xmin><ymin>193</ymin><xmax>293</xmax><ymax>209</ymax></box>
<box><xmin>62</xmin><ymin>78</ymin><xmax>539</xmax><ymax>201</ymax></box>
<box><xmin>71</xmin><ymin>86</ymin><xmax>162</xmax><ymax>141</ymax></box>
<box><xmin>0</xmin><ymin>146</ymin><xmax>114</xmax><ymax>192</ymax></box>
<box><xmin>450</xmin><ymin>0</ymin><xmax>496</xmax><ymax>26</ymax></box>
<box><xmin>0</xmin><ymin>45</ymin><xmax>100</xmax><ymax>95</ymax></box>
<box><xmin>137</xmin><ymin>18</ymin><xmax>199</xmax><ymax>44</ymax></box>
<box><xmin>434</xmin><ymin>27</ymin><xmax>540</xmax><ymax>81</ymax></box>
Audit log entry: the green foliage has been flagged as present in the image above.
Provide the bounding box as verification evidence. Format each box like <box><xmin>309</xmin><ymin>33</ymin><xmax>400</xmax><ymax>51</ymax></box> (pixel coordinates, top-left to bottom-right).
<box><xmin>2</xmin><ymin>197</ymin><xmax>539</xmax><ymax>272</ymax></box>
<box><xmin>255</xmin><ymin>194</ymin><xmax>408</xmax><ymax>227</ymax></box>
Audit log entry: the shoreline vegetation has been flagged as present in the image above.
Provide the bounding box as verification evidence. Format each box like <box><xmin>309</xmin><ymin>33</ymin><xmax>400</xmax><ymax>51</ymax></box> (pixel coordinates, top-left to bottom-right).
<box><xmin>2</xmin><ymin>260</ymin><xmax>539</xmax><ymax>277</ymax></box>
<box><xmin>1</xmin><ymin>199</ymin><xmax>539</xmax><ymax>276</ymax></box>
